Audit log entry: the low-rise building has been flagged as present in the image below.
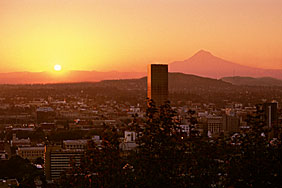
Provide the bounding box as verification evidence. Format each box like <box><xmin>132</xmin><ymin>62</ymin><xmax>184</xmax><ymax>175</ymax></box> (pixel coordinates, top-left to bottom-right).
<box><xmin>17</xmin><ymin>146</ymin><xmax>45</xmax><ymax>162</ymax></box>
<box><xmin>120</xmin><ymin>131</ymin><xmax>137</xmax><ymax>151</ymax></box>
<box><xmin>63</xmin><ymin>139</ymin><xmax>88</xmax><ymax>150</ymax></box>
<box><xmin>206</xmin><ymin>115</ymin><xmax>223</xmax><ymax>137</ymax></box>
<box><xmin>11</xmin><ymin>134</ymin><xmax>31</xmax><ymax>147</ymax></box>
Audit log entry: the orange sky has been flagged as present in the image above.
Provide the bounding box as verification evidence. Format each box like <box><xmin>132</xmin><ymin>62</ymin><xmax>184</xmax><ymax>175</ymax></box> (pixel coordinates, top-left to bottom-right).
<box><xmin>0</xmin><ymin>0</ymin><xmax>281</xmax><ymax>73</ymax></box>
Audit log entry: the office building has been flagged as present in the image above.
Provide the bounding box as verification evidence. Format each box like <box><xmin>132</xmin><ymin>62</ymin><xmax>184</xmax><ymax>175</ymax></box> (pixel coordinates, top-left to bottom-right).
<box><xmin>44</xmin><ymin>145</ymin><xmax>84</xmax><ymax>180</ymax></box>
<box><xmin>206</xmin><ymin>115</ymin><xmax>223</xmax><ymax>137</ymax></box>
<box><xmin>222</xmin><ymin>115</ymin><xmax>240</xmax><ymax>136</ymax></box>
<box><xmin>63</xmin><ymin>139</ymin><xmax>88</xmax><ymax>150</ymax></box>
<box><xmin>17</xmin><ymin>146</ymin><xmax>45</xmax><ymax>162</ymax></box>
<box><xmin>147</xmin><ymin>64</ymin><xmax>168</xmax><ymax>105</ymax></box>
<box><xmin>263</xmin><ymin>102</ymin><xmax>278</xmax><ymax>138</ymax></box>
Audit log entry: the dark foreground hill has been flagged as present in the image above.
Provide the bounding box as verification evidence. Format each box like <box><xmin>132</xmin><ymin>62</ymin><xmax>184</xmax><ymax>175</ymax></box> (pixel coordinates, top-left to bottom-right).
<box><xmin>97</xmin><ymin>72</ymin><xmax>233</xmax><ymax>91</ymax></box>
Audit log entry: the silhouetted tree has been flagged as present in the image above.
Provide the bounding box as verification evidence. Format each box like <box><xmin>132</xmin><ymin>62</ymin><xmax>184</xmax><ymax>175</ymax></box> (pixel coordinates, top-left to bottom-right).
<box><xmin>0</xmin><ymin>156</ymin><xmax>43</xmax><ymax>187</ymax></box>
<box><xmin>131</xmin><ymin>100</ymin><xmax>188</xmax><ymax>187</ymax></box>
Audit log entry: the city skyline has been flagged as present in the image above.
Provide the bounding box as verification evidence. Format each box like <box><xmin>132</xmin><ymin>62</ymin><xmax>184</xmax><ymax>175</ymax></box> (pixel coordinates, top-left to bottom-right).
<box><xmin>0</xmin><ymin>1</ymin><xmax>282</xmax><ymax>187</ymax></box>
<box><xmin>0</xmin><ymin>0</ymin><xmax>281</xmax><ymax>75</ymax></box>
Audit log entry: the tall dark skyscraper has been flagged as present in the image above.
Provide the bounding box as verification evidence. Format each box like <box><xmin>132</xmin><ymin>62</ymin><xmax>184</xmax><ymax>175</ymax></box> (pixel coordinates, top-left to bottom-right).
<box><xmin>263</xmin><ymin>102</ymin><xmax>278</xmax><ymax>138</ymax></box>
<box><xmin>147</xmin><ymin>64</ymin><xmax>168</xmax><ymax>105</ymax></box>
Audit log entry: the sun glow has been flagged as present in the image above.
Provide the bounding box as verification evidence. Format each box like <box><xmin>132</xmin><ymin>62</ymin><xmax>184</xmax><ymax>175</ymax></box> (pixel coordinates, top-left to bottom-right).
<box><xmin>54</xmin><ymin>64</ymin><xmax>62</xmax><ymax>71</ymax></box>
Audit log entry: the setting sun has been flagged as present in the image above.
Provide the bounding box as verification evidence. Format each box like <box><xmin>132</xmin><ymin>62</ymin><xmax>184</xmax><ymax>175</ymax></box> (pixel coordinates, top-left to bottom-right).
<box><xmin>54</xmin><ymin>64</ymin><xmax>62</xmax><ymax>71</ymax></box>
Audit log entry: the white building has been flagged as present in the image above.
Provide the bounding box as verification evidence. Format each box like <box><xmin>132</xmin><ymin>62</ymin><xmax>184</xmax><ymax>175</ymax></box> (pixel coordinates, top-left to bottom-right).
<box><xmin>120</xmin><ymin>131</ymin><xmax>137</xmax><ymax>151</ymax></box>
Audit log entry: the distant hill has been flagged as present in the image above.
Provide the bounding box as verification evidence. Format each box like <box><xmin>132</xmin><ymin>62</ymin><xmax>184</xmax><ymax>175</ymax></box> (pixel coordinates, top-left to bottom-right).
<box><xmin>169</xmin><ymin>50</ymin><xmax>282</xmax><ymax>80</ymax></box>
<box><xmin>96</xmin><ymin>72</ymin><xmax>233</xmax><ymax>91</ymax></box>
<box><xmin>85</xmin><ymin>73</ymin><xmax>282</xmax><ymax>106</ymax></box>
<box><xmin>221</xmin><ymin>76</ymin><xmax>282</xmax><ymax>86</ymax></box>
<box><xmin>2</xmin><ymin>73</ymin><xmax>282</xmax><ymax>106</ymax></box>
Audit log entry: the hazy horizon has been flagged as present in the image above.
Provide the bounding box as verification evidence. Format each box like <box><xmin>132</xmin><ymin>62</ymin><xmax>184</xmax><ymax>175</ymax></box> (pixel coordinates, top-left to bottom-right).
<box><xmin>1</xmin><ymin>49</ymin><xmax>282</xmax><ymax>74</ymax></box>
<box><xmin>0</xmin><ymin>49</ymin><xmax>282</xmax><ymax>84</ymax></box>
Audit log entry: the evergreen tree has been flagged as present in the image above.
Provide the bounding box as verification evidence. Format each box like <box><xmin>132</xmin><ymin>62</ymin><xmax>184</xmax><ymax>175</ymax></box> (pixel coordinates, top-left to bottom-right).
<box><xmin>132</xmin><ymin>100</ymin><xmax>187</xmax><ymax>187</ymax></box>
